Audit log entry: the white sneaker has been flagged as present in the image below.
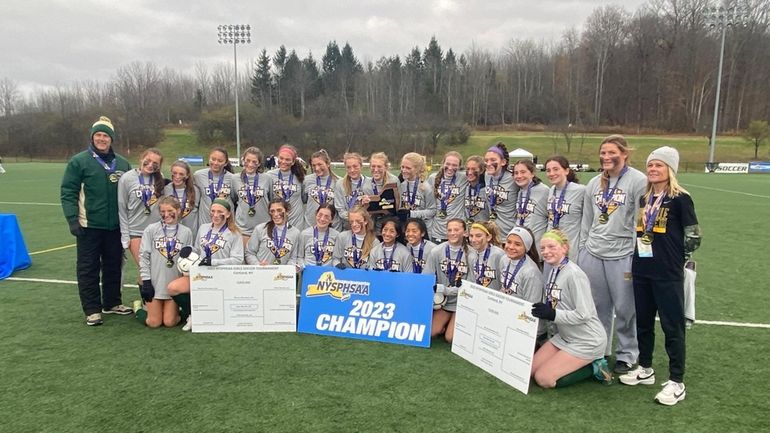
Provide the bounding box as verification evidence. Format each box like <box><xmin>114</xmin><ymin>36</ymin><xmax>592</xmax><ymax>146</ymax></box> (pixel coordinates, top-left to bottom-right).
<box><xmin>182</xmin><ymin>316</ymin><xmax>192</xmax><ymax>332</ymax></box>
<box><xmin>655</xmin><ymin>381</ymin><xmax>686</xmax><ymax>406</ymax></box>
<box><xmin>619</xmin><ymin>366</ymin><xmax>655</xmax><ymax>386</ymax></box>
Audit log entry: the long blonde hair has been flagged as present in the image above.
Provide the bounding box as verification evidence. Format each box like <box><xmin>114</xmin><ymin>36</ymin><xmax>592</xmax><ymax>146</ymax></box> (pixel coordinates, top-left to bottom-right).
<box><xmin>342</xmin><ymin>152</ymin><xmax>364</xmax><ymax>196</ymax></box>
<box><xmin>402</xmin><ymin>152</ymin><xmax>427</xmax><ymax>182</ymax></box>
<box><xmin>348</xmin><ymin>205</ymin><xmax>376</xmax><ymax>261</ymax></box>
<box><xmin>643</xmin><ymin>166</ymin><xmax>689</xmax><ymax>201</ymax></box>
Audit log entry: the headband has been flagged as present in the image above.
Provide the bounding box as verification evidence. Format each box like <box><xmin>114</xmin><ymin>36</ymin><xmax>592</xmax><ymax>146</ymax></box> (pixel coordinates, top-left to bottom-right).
<box><xmin>470</xmin><ymin>223</ymin><xmax>491</xmax><ymax>236</ymax></box>
<box><xmin>486</xmin><ymin>146</ymin><xmax>507</xmax><ymax>159</ymax></box>
<box><xmin>541</xmin><ymin>230</ymin><xmax>567</xmax><ymax>246</ymax></box>
<box><xmin>507</xmin><ymin>226</ymin><xmax>533</xmax><ymax>251</ymax></box>
<box><xmin>212</xmin><ymin>198</ymin><xmax>231</xmax><ymax>211</ymax></box>
<box><xmin>278</xmin><ymin>145</ymin><xmax>297</xmax><ymax>160</ymax></box>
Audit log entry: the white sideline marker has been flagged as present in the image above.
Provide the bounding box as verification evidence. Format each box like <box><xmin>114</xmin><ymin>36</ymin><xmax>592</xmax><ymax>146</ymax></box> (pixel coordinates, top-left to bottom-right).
<box><xmin>0</xmin><ymin>201</ymin><xmax>60</xmax><ymax>206</ymax></box>
<box><xmin>682</xmin><ymin>184</ymin><xmax>770</xmax><ymax>199</ymax></box>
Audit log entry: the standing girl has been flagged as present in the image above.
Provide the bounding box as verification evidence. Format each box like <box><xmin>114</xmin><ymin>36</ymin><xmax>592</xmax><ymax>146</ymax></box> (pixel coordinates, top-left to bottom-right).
<box><xmin>303</xmin><ymin>149</ymin><xmax>340</xmax><ymax>230</ymax></box>
<box><xmin>467</xmin><ymin>221</ymin><xmax>506</xmax><ymax>291</ymax></box>
<box><xmin>334</xmin><ymin>152</ymin><xmax>371</xmax><ymax>228</ymax></box>
<box><xmin>620</xmin><ymin>147</ymin><xmax>701</xmax><ymax>406</ymax></box>
<box><xmin>530</xmin><ymin>229</ymin><xmax>607</xmax><ymax>388</ymax></box>
<box><xmin>194</xmin><ymin>147</ymin><xmax>237</xmax><ymax>226</ymax></box>
<box><xmin>269</xmin><ymin>144</ymin><xmax>306</xmax><ymax>230</ymax></box>
<box><xmin>300</xmin><ymin>203</ymin><xmax>340</xmax><ymax>267</ymax></box>
<box><xmin>366</xmin><ymin>152</ymin><xmax>401</xmax><ymax>232</ymax></box>
<box><xmin>544</xmin><ymin>156</ymin><xmax>585</xmax><ymax>261</ymax></box>
<box><xmin>332</xmin><ymin>205</ymin><xmax>380</xmax><ymax>270</ymax></box>
<box><xmin>245</xmin><ymin>198</ymin><xmax>302</xmax><ymax>269</ymax></box>
<box><xmin>163</xmin><ymin>160</ymin><xmax>201</xmax><ymax>240</ymax></box>
<box><xmin>399</xmin><ymin>152</ymin><xmax>436</xmax><ymax>223</ymax></box>
<box><xmin>425</xmin><ymin>218</ymin><xmax>471</xmax><ymax>342</ymax></box>
<box><xmin>138</xmin><ymin>196</ymin><xmax>193</xmax><ymax>328</ymax></box>
<box><xmin>368</xmin><ymin>217</ymin><xmax>413</xmax><ymax>272</ymax></box>
<box><xmin>578</xmin><ymin>134</ymin><xmax>647</xmax><ymax>374</ymax></box>
<box><xmin>235</xmin><ymin>146</ymin><xmax>274</xmax><ymax>244</ymax></box>
<box><xmin>403</xmin><ymin>218</ymin><xmax>436</xmax><ymax>275</ymax></box>
<box><xmin>167</xmin><ymin>198</ymin><xmax>244</xmax><ymax>331</ymax></box>
<box><xmin>428</xmin><ymin>151</ymin><xmax>467</xmax><ymax>243</ymax></box>
<box><xmin>484</xmin><ymin>143</ymin><xmax>519</xmax><ymax>241</ymax></box>
<box><xmin>119</xmin><ymin>148</ymin><xmax>164</xmax><ymax>266</ymax></box>
<box><xmin>464</xmin><ymin>155</ymin><xmax>488</xmax><ymax>224</ymax></box>
<box><xmin>512</xmin><ymin>159</ymin><xmax>550</xmax><ymax>256</ymax></box>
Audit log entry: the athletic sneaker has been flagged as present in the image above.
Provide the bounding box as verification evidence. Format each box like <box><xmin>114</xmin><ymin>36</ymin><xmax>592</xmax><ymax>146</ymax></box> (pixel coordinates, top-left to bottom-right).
<box><xmin>86</xmin><ymin>313</ymin><xmax>103</xmax><ymax>326</ymax></box>
<box><xmin>619</xmin><ymin>366</ymin><xmax>655</xmax><ymax>385</ymax></box>
<box><xmin>182</xmin><ymin>316</ymin><xmax>192</xmax><ymax>332</ymax></box>
<box><xmin>102</xmin><ymin>304</ymin><xmax>133</xmax><ymax>315</ymax></box>
<box><xmin>655</xmin><ymin>381</ymin><xmax>686</xmax><ymax>406</ymax></box>
<box><xmin>613</xmin><ymin>360</ymin><xmax>633</xmax><ymax>374</ymax></box>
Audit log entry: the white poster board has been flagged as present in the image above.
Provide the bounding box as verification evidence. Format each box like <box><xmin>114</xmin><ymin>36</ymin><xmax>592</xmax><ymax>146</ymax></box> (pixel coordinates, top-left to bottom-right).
<box><xmin>189</xmin><ymin>265</ymin><xmax>297</xmax><ymax>333</ymax></box>
<box><xmin>451</xmin><ymin>281</ymin><xmax>539</xmax><ymax>394</ymax></box>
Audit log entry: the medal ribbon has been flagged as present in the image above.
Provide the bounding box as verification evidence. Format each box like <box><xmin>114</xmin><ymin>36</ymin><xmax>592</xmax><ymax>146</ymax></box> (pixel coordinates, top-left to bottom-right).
<box><xmin>487</xmin><ymin>172</ymin><xmax>504</xmax><ymax>216</ymax></box>
<box><xmin>204</xmin><ymin>223</ymin><xmax>227</xmax><ymax>257</ymax></box>
<box><xmin>278</xmin><ymin>171</ymin><xmax>295</xmax><ymax>201</ymax></box>
<box><xmin>242</xmin><ymin>172</ymin><xmax>260</xmax><ymax>208</ymax></box>
<box><xmin>347</xmin><ymin>177</ymin><xmax>364</xmax><ymax>210</ymax></box>
<box><xmin>137</xmin><ymin>171</ymin><xmax>153</xmax><ymax>210</ymax></box>
<box><xmin>467</xmin><ymin>182</ymin><xmax>482</xmax><ymax>217</ymax></box>
<box><xmin>405</xmin><ymin>179</ymin><xmax>419</xmax><ymax>209</ymax></box>
<box><xmin>642</xmin><ymin>192</ymin><xmax>666</xmax><ymax>235</ymax></box>
<box><xmin>352</xmin><ymin>234</ymin><xmax>364</xmax><ymax>268</ymax></box>
<box><xmin>516</xmin><ymin>181</ymin><xmax>534</xmax><ymax>225</ymax></box>
<box><xmin>173</xmin><ymin>187</ymin><xmax>188</xmax><ymax>215</ymax></box>
<box><xmin>382</xmin><ymin>245</ymin><xmax>395</xmax><ymax>271</ymax></box>
<box><xmin>316</xmin><ymin>175</ymin><xmax>332</xmax><ymax>204</ymax></box>
<box><xmin>272</xmin><ymin>225</ymin><xmax>288</xmax><ymax>262</ymax></box>
<box><xmin>600</xmin><ymin>166</ymin><xmax>628</xmax><ymax>215</ymax></box>
<box><xmin>550</xmin><ymin>183</ymin><xmax>569</xmax><ymax>228</ymax></box>
<box><xmin>208</xmin><ymin>170</ymin><xmax>225</xmax><ymax>202</ymax></box>
<box><xmin>439</xmin><ymin>174</ymin><xmax>457</xmax><ymax>214</ymax></box>
<box><xmin>410</xmin><ymin>240</ymin><xmax>425</xmax><ymax>273</ymax></box>
<box><xmin>502</xmin><ymin>257</ymin><xmax>526</xmax><ymax>291</ymax></box>
<box><xmin>163</xmin><ymin>223</ymin><xmax>178</xmax><ymax>261</ymax></box>
<box><xmin>474</xmin><ymin>245</ymin><xmax>491</xmax><ymax>285</ymax></box>
<box><xmin>544</xmin><ymin>257</ymin><xmax>569</xmax><ymax>306</ymax></box>
<box><xmin>89</xmin><ymin>147</ymin><xmax>117</xmax><ymax>174</ymax></box>
<box><xmin>313</xmin><ymin>227</ymin><xmax>330</xmax><ymax>265</ymax></box>
<box><xmin>444</xmin><ymin>245</ymin><xmax>464</xmax><ymax>282</ymax></box>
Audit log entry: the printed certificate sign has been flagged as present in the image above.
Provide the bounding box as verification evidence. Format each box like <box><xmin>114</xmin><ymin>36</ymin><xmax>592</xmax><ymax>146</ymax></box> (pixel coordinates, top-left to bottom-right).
<box><xmin>451</xmin><ymin>281</ymin><xmax>539</xmax><ymax>394</ymax></box>
<box><xmin>189</xmin><ymin>265</ymin><xmax>297</xmax><ymax>333</ymax></box>
<box><xmin>297</xmin><ymin>266</ymin><xmax>435</xmax><ymax>348</ymax></box>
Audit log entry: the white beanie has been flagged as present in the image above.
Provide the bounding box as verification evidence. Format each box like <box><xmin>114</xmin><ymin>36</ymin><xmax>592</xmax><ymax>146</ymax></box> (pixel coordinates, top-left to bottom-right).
<box><xmin>647</xmin><ymin>146</ymin><xmax>679</xmax><ymax>174</ymax></box>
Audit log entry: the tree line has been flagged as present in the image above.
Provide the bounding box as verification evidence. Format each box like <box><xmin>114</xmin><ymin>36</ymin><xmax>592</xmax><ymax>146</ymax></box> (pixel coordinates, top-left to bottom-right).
<box><xmin>1</xmin><ymin>0</ymin><xmax>769</xmax><ymax>160</ymax></box>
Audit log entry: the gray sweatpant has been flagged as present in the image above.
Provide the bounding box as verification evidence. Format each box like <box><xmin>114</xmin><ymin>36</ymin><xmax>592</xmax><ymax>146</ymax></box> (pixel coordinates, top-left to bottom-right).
<box><xmin>578</xmin><ymin>250</ymin><xmax>638</xmax><ymax>365</ymax></box>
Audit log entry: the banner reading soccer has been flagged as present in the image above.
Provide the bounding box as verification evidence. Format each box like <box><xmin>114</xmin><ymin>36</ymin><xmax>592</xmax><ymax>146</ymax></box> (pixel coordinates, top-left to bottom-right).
<box><xmin>298</xmin><ymin>266</ymin><xmax>435</xmax><ymax>348</ymax></box>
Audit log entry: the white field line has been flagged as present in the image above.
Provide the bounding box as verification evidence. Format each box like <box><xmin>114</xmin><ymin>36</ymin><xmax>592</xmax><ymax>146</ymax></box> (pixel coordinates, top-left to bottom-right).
<box><xmin>682</xmin><ymin>183</ymin><xmax>770</xmax><ymax>199</ymax></box>
<box><xmin>30</xmin><ymin>244</ymin><xmax>76</xmax><ymax>255</ymax></box>
<box><xmin>0</xmin><ymin>201</ymin><xmax>60</xmax><ymax>206</ymax></box>
<box><xmin>4</xmin><ymin>276</ymin><xmax>770</xmax><ymax>329</ymax></box>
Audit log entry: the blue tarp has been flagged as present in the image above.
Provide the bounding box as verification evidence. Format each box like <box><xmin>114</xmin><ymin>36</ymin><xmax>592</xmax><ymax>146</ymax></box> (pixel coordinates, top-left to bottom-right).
<box><xmin>0</xmin><ymin>214</ymin><xmax>31</xmax><ymax>279</ymax></box>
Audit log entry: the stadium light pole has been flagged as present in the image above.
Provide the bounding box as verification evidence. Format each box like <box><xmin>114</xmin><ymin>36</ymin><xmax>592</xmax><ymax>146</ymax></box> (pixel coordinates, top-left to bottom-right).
<box><xmin>218</xmin><ymin>24</ymin><xmax>251</xmax><ymax>162</ymax></box>
<box><xmin>704</xmin><ymin>2</ymin><xmax>748</xmax><ymax>171</ymax></box>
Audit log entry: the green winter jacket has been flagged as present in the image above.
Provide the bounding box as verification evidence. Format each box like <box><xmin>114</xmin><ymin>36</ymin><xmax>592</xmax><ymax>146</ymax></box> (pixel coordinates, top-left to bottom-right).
<box><xmin>60</xmin><ymin>147</ymin><xmax>131</xmax><ymax>230</ymax></box>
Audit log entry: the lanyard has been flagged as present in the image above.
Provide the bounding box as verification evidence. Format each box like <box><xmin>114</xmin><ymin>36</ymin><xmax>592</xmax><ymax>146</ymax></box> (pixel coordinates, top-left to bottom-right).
<box><xmin>444</xmin><ymin>245</ymin><xmax>464</xmax><ymax>282</ymax></box>
<box><xmin>137</xmin><ymin>171</ymin><xmax>153</xmax><ymax>211</ymax></box>
<box><xmin>347</xmin><ymin>177</ymin><xmax>364</xmax><ymax>210</ymax></box>
<box><xmin>439</xmin><ymin>174</ymin><xmax>457</xmax><ymax>212</ymax></box>
<box><xmin>313</xmin><ymin>227</ymin><xmax>330</xmax><ymax>265</ymax></box>
<box><xmin>278</xmin><ymin>171</ymin><xmax>295</xmax><ymax>201</ymax></box>
<box><xmin>405</xmin><ymin>179</ymin><xmax>419</xmax><ymax>208</ymax></box>
<box><xmin>545</xmin><ymin>257</ymin><xmax>569</xmax><ymax>305</ymax></box>
<box><xmin>382</xmin><ymin>245</ymin><xmax>396</xmax><ymax>271</ymax></box>
<box><xmin>242</xmin><ymin>172</ymin><xmax>260</xmax><ymax>207</ymax></box>
<box><xmin>600</xmin><ymin>166</ymin><xmax>628</xmax><ymax>214</ymax></box>
<box><xmin>89</xmin><ymin>148</ymin><xmax>116</xmax><ymax>174</ymax></box>
<box><xmin>173</xmin><ymin>187</ymin><xmax>188</xmax><ymax>215</ymax></box>
<box><xmin>352</xmin><ymin>234</ymin><xmax>365</xmax><ymax>268</ymax></box>
<box><xmin>272</xmin><ymin>224</ymin><xmax>288</xmax><ymax>261</ymax></box>
<box><xmin>517</xmin><ymin>181</ymin><xmax>534</xmax><ymax>225</ymax></box>
<box><xmin>643</xmin><ymin>192</ymin><xmax>666</xmax><ymax>234</ymax></box>
<box><xmin>487</xmin><ymin>171</ymin><xmax>504</xmax><ymax>215</ymax></box>
<box><xmin>502</xmin><ymin>257</ymin><xmax>526</xmax><ymax>290</ymax></box>
<box><xmin>316</xmin><ymin>175</ymin><xmax>332</xmax><ymax>204</ymax></box>
<box><xmin>162</xmin><ymin>223</ymin><xmax>178</xmax><ymax>264</ymax></box>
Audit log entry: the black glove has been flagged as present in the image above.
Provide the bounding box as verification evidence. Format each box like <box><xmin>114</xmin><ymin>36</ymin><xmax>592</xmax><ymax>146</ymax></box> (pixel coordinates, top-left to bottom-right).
<box><xmin>199</xmin><ymin>255</ymin><xmax>212</xmax><ymax>266</ymax></box>
<box><xmin>140</xmin><ymin>280</ymin><xmax>155</xmax><ymax>303</ymax></box>
<box><xmin>453</xmin><ymin>278</ymin><xmax>463</xmax><ymax>288</ymax></box>
<box><xmin>531</xmin><ymin>302</ymin><xmax>556</xmax><ymax>321</ymax></box>
<box><xmin>69</xmin><ymin>221</ymin><xmax>84</xmax><ymax>237</ymax></box>
<box><xmin>179</xmin><ymin>246</ymin><xmax>193</xmax><ymax>259</ymax></box>
<box><xmin>335</xmin><ymin>262</ymin><xmax>348</xmax><ymax>270</ymax></box>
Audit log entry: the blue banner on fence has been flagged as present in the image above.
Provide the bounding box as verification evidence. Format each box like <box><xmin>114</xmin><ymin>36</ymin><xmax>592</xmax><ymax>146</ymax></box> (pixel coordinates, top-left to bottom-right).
<box><xmin>298</xmin><ymin>266</ymin><xmax>435</xmax><ymax>348</ymax></box>
<box><xmin>178</xmin><ymin>155</ymin><xmax>204</xmax><ymax>165</ymax></box>
<box><xmin>749</xmin><ymin>161</ymin><xmax>770</xmax><ymax>173</ymax></box>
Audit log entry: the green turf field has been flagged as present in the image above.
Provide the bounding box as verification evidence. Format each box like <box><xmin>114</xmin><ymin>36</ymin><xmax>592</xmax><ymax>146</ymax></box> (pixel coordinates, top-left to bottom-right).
<box><xmin>1</xmin><ymin>162</ymin><xmax>768</xmax><ymax>432</ymax></box>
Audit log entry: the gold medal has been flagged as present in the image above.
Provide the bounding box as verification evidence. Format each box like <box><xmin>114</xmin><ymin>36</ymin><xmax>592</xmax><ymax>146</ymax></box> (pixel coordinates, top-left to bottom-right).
<box><xmin>108</xmin><ymin>173</ymin><xmax>119</xmax><ymax>183</ymax></box>
<box><xmin>640</xmin><ymin>232</ymin><xmax>653</xmax><ymax>245</ymax></box>
<box><xmin>489</xmin><ymin>212</ymin><xmax>497</xmax><ymax>221</ymax></box>
<box><xmin>598</xmin><ymin>212</ymin><xmax>609</xmax><ymax>224</ymax></box>
<box><xmin>166</xmin><ymin>260</ymin><xmax>174</xmax><ymax>268</ymax></box>
<box><xmin>248</xmin><ymin>207</ymin><xmax>256</xmax><ymax>217</ymax></box>
<box><xmin>273</xmin><ymin>258</ymin><xmax>280</xmax><ymax>265</ymax></box>
<box><xmin>438</xmin><ymin>209</ymin><xmax>447</xmax><ymax>218</ymax></box>
<box><xmin>144</xmin><ymin>206</ymin><xmax>151</xmax><ymax>215</ymax></box>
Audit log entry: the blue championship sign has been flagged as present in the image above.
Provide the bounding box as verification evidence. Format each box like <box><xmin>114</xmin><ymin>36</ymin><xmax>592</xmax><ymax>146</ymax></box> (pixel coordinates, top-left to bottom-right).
<box><xmin>298</xmin><ymin>266</ymin><xmax>435</xmax><ymax>348</ymax></box>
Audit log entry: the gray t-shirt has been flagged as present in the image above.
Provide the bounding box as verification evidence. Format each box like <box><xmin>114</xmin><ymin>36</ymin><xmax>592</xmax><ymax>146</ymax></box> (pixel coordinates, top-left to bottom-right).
<box><xmin>426</xmin><ymin>171</ymin><xmax>468</xmax><ymax>241</ymax></box>
<box><xmin>467</xmin><ymin>245</ymin><xmax>506</xmax><ymax>291</ymax></box>
<box><xmin>303</xmin><ymin>173</ymin><xmax>340</xmax><ymax>230</ymax></box>
<box><xmin>193</xmin><ymin>169</ymin><xmax>238</xmax><ymax>226</ymax></box>
<box><xmin>368</xmin><ymin>242</ymin><xmax>414</xmax><ymax>272</ymax></box>
<box><xmin>233</xmin><ymin>172</ymin><xmax>274</xmax><ymax>236</ymax></box>
<box><xmin>299</xmin><ymin>226</ymin><xmax>339</xmax><ymax>267</ymax></box>
<box><xmin>195</xmin><ymin>223</ymin><xmax>244</xmax><ymax>266</ymax></box>
<box><xmin>484</xmin><ymin>170</ymin><xmax>520</xmax><ymax>238</ymax></box>
<box><xmin>268</xmin><ymin>169</ymin><xmax>305</xmax><ymax>231</ymax></box>
<box><xmin>332</xmin><ymin>231</ymin><xmax>381</xmax><ymax>269</ymax></box>
<box><xmin>546</xmin><ymin>182</ymin><xmax>585</xmax><ymax>260</ymax></box>
<box><xmin>163</xmin><ymin>183</ymin><xmax>202</xmax><ymax>239</ymax></box>
<box><xmin>424</xmin><ymin>242</ymin><xmax>471</xmax><ymax>312</ymax></box>
<box><xmin>245</xmin><ymin>222</ymin><xmax>302</xmax><ymax>266</ymax></box>
<box><xmin>139</xmin><ymin>222</ymin><xmax>194</xmax><ymax>300</ymax></box>
<box><xmin>118</xmin><ymin>169</ymin><xmax>161</xmax><ymax>246</ymax></box>
<box><xmin>515</xmin><ymin>182</ymin><xmax>550</xmax><ymax>254</ymax></box>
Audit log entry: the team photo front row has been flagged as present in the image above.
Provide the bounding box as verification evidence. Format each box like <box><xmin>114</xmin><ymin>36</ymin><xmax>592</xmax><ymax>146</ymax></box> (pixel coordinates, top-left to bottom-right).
<box><xmin>60</xmin><ymin>116</ymin><xmax>701</xmax><ymax>405</ymax></box>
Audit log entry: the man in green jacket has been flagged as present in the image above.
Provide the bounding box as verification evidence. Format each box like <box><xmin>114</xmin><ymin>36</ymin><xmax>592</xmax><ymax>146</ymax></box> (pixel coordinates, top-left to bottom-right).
<box><xmin>61</xmin><ymin>116</ymin><xmax>133</xmax><ymax>326</ymax></box>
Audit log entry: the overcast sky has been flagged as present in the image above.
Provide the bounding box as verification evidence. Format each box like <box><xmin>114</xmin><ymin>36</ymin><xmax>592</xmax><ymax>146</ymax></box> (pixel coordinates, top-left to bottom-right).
<box><xmin>1</xmin><ymin>0</ymin><xmax>649</xmax><ymax>94</ymax></box>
